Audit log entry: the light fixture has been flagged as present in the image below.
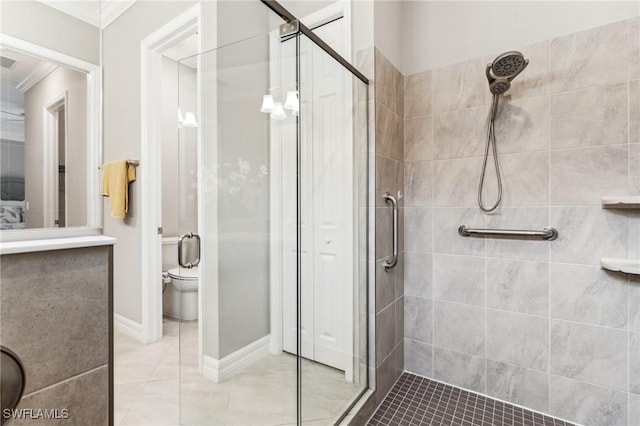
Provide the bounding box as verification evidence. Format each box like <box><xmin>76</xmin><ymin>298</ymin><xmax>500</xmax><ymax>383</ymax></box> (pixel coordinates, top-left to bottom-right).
<box><xmin>182</xmin><ymin>111</ymin><xmax>198</xmax><ymax>127</ymax></box>
<box><xmin>270</xmin><ymin>102</ymin><xmax>287</xmax><ymax>120</ymax></box>
<box><xmin>260</xmin><ymin>94</ymin><xmax>275</xmax><ymax>113</ymax></box>
<box><xmin>178</xmin><ymin>108</ymin><xmax>185</xmax><ymax>124</ymax></box>
<box><xmin>283</xmin><ymin>91</ymin><xmax>299</xmax><ymax>112</ymax></box>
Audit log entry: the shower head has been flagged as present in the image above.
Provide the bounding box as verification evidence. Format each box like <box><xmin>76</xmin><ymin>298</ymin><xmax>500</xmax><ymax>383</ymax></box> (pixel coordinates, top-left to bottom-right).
<box><xmin>485</xmin><ymin>51</ymin><xmax>529</xmax><ymax>95</ymax></box>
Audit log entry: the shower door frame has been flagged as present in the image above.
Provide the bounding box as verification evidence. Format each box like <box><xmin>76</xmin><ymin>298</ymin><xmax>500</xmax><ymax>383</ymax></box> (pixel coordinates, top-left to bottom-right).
<box><xmin>268</xmin><ymin>0</ymin><xmax>354</xmax><ymax>370</ymax></box>
<box><xmin>261</xmin><ymin>1</ymin><xmax>371</xmax><ymax>424</ymax></box>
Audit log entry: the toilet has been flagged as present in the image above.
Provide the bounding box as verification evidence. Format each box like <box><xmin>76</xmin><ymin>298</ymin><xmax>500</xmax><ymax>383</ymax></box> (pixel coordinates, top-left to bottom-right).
<box><xmin>164</xmin><ymin>267</ymin><xmax>199</xmax><ymax>321</ymax></box>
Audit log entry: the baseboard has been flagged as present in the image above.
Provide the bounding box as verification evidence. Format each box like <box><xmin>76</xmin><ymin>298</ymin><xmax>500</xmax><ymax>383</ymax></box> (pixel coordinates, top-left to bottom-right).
<box><xmin>202</xmin><ymin>335</ymin><xmax>270</xmax><ymax>383</ymax></box>
<box><xmin>114</xmin><ymin>313</ymin><xmax>143</xmax><ymax>343</ymax></box>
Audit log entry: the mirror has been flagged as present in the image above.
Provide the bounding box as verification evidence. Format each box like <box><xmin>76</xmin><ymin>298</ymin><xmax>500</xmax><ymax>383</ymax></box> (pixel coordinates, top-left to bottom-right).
<box><xmin>0</xmin><ymin>0</ymin><xmax>101</xmax><ymax>231</ymax></box>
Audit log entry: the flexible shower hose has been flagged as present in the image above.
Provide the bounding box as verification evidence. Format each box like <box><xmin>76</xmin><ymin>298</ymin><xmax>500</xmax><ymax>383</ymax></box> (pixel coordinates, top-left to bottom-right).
<box><xmin>478</xmin><ymin>94</ymin><xmax>503</xmax><ymax>212</ymax></box>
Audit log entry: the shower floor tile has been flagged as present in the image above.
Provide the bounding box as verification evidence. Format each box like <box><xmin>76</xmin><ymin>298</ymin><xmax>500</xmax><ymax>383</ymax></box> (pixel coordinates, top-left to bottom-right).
<box><xmin>368</xmin><ymin>372</ymin><xmax>575</xmax><ymax>426</ymax></box>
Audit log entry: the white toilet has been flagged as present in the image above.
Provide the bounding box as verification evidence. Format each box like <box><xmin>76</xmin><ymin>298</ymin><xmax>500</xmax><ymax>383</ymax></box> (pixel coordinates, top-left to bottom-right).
<box><xmin>164</xmin><ymin>267</ymin><xmax>199</xmax><ymax>321</ymax></box>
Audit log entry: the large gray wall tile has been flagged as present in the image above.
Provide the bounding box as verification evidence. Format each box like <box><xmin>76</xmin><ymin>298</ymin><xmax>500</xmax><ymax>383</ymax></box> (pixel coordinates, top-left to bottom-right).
<box><xmin>550</xmin><ymin>320</ymin><xmax>627</xmax><ymax>391</ymax></box>
<box><xmin>487</xmin><ymin>258</ymin><xmax>549</xmax><ymax>316</ymax></box>
<box><xmin>404</xmin><ymin>251</ymin><xmax>432</xmax><ymax>298</ymax></box>
<box><xmin>631</xmin><ymin>332</ymin><xmax>640</xmax><ymax>395</ymax></box>
<box><xmin>433</xmin><ymin>107</ymin><xmax>487</xmax><ymax>159</ymax></box>
<box><xmin>486</xmin><ymin>207</ymin><xmax>550</xmax><ymax>262</ymax></box>
<box><xmin>434</xmin><ymin>301</ymin><xmax>485</xmax><ymax>356</ymax></box>
<box><xmin>404</xmin><ymin>117</ymin><xmax>433</xmax><ymax>162</ymax></box>
<box><xmin>376</xmin><ymin>154</ymin><xmax>402</xmax><ymax>207</ymax></box>
<box><xmin>404</xmin><ymin>207</ymin><xmax>432</xmax><ymax>253</ymax></box>
<box><xmin>0</xmin><ymin>247</ymin><xmax>110</xmax><ymax>394</ymax></box>
<box><xmin>404</xmin><ymin>71</ymin><xmax>431</xmax><ymax>119</ymax></box>
<box><xmin>550</xmin><ymin>207</ymin><xmax>628</xmax><ymax>265</ymax></box>
<box><xmin>550</xmin><ymin>83</ymin><xmax>628</xmax><ymax>148</ymax></box>
<box><xmin>404</xmin><ymin>339</ymin><xmax>433</xmax><ymax>378</ymax></box>
<box><xmin>375</xmin><ymin>102</ymin><xmax>403</xmax><ymax>161</ymax></box>
<box><xmin>487</xmin><ymin>310</ymin><xmax>549</xmax><ymax>371</ymax></box>
<box><xmin>494</xmin><ymin>95</ymin><xmax>550</xmax><ymax>154</ymax></box>
<box><xmin>493</xmin><ymin>151</ymin><xmax>549</xmax><ymax>206</ymax></box>
<box><xmin>432</xmin><ymin>157</ymin><xmax>482</xmax><ymax>207</ymax></box>
<box><xmin>376</xmin><ymin>304</ymin><xmax>396</xmax><ymax>367</ymax></box>
<box><xmin>404</xmin><ymin>296</ymin><xmax>433</xmax><ymax>344</ymax></box>
<box><xmin>404</xmin><ymin>161</ymin><xmax>432</xmax><ymax>207</ymax></box>
<box><xmin>486</xmin><ymin>360</ymin><xmax>549</xmax><ymax>413</ymax></box>
<box><xmin>550</xmin><ymin>145</ymin><xmax>628</xmax><ymax>205</ymax></box>
<box><xmin>376</xmin><ymin>258</ymin><xmax>396</xmax><ymax>312</ymax></box>
<box><xmin>433</xmin><ymin>346</ymin><xmax>485</xmax><ymax>393</ymax></box>
<box><xmin>632</xmin><ymin>276</ymin><xmax>640</xmax><ymax>333</ymax></box>
<box><xmin>433</xmin><ymin>254</ymin><xmax>485</xmax><ymax>306</ymax></box>
<box><xmin>630</xmin><ymin>18</ymin><xmax>640</xmax><ymax>81</ymax></box>
<box><xmin>631</xmin><ymin>393</ymin><xmax>640</xmax><ymax>426</ymax></box>
<box><xmin>550</xmin><ymin>263</ymin><xmax>628</xmax><ymax>328</ymax></box>
<box><xmin>15</xmin><ymin>366</ymin><xmax>109</xmax><ymax>426</ymax></box>
<box><xmin>433</xmin><ymin>208</ymin><xmax>485</xmax><ymax>256</ymax></box>
<box><xmin>432</xmin><ymin>57</ymin><xmax>485</xmax><ymax>113</ymax></box>
<box><xmin>550</xmin><ymin>20</ymin><xmax>628</xmax><ymax>92</ymax></box>
<box><xmin>549</xmin><ymin>375</ymin><xmax>627</xmax><ymax>426</ymax></box>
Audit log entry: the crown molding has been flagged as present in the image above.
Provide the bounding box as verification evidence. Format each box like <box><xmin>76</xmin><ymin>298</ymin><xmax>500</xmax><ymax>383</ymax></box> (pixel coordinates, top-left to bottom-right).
<box><xmin>101</xmin><ymin>0</ymin><xmax>137</xmax><ymax>29</ymax></box>
<box><xmin>16</xmin><ymin>62</ymin><xmax>58</xmax><ymax>93</ymax></box>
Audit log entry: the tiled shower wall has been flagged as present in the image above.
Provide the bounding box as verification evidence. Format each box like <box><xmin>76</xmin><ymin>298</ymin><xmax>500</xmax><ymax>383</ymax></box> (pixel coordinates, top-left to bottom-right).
<box><xmin>402</xmin><ymin>18</ymin><xmax>640</xmax><ymax>426</ymax></box>
<box><xmin>374</xmin><ymin>48</ymin><xmax>405</xmax><ymax>405</ymax></box>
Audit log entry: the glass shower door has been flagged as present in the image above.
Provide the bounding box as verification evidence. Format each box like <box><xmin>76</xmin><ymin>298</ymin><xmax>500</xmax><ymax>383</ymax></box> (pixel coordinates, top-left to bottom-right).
<box><xmin>175</xmin><ymin>11</ymin><xmax>369</xmax><ymax>425</ymax></box>
<box><xmin>297</xmin><ymin>28</ymin><xmax>369</xmax><ymax>425</ymax></box>
<box><xmin>177</xmin><ymin>30</ymin><xmax>300</xmax><ymax>426</ymax></box>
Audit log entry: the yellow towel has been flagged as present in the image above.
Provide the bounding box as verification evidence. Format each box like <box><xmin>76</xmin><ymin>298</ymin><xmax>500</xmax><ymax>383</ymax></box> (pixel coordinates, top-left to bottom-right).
<box><xmin>101</xmin><ymin>159</ymin><xmax>136</xmax><ymax>219</ymax></box>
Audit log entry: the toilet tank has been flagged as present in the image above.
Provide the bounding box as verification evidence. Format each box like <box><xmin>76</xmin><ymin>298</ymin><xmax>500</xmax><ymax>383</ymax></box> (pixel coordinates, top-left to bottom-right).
<box><xmin>162</xmin><ymin>237</ymin><xmax>179</xmax><ymax>271</ymax></box>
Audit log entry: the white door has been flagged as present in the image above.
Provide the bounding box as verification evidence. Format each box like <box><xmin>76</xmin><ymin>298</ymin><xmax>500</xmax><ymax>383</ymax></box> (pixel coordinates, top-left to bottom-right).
<box><xmin>281</xmin><ymin>19</ymin><xmax>353</xmax><ymax>377</ymax></box>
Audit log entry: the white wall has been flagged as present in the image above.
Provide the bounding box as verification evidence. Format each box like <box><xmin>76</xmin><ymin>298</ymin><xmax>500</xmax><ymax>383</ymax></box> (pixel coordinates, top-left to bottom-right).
<box><xmin>402</xmin><ymin>1</ymin><xmax>640</xmax><ymax>75</ymax></box>
<box><xmin>0</xmin><ymin>0</ymin><xmax>100</xmax><ymax>66</ymax></box>
<box><xmin>374</xmin><ymin>0</ymin><xmax>404</xmax><ymax>71</ymax></box>
<box><xmin>23</xmin><ymin>66</ymin><xmax>86</xmax><ymax>228</ymax></box>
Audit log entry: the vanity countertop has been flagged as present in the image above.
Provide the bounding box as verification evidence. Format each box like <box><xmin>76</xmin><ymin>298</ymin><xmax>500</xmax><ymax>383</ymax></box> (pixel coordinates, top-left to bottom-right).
<box><xmin>0</xmin><ymin>235</ymin><xmax>116</xmax><ymax>255</ymax></box>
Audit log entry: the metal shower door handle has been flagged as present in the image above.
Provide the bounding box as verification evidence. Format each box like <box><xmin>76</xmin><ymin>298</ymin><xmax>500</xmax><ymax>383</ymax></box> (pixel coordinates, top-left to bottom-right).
<box><xmin>383</xmin><ymin>192</ymin><xmax>398</xmax><ymax>272</ymax></box>
<box><xmin>178</xmin><ymin>232</ymin><xmax>201</xmax><ymax>269</ymax></box>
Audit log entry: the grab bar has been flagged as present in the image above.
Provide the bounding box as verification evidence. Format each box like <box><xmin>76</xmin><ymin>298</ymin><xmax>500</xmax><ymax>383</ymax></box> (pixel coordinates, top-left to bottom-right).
<box><xmin>458</xmin><ymin>225</ymin><xmax>558</xmax><ymax>241</ymax></box>
<box><xmin>178</xmin><ymin>232</ymin><xmax>201</xmax><ymax>268</ymax></box>
<box><xmin>383</xmin><ymin>192</ymin><xmax>398</xmax><ymax>272</ymax></box>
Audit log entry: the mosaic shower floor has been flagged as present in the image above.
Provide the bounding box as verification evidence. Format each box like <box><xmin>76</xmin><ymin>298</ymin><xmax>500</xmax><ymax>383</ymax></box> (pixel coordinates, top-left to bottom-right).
<box><xmin>368</xmin><ymin>373</ymin><xmax>575</xmax><ymax>426</ymax></box>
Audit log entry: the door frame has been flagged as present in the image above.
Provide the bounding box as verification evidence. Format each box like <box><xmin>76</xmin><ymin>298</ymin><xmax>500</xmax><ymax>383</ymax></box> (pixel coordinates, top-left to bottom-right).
<box><xmin>43</xmin><ymin>92</ymin><xmax>68</xmax><ymax>227</ymax></box>
<box><xmin>139</xmin><ymin>3</ymin><xmax>202</xmax><ymax>345</ymax></box>
<box><xmin>268</xmin><ymin>0</ymin><xmax>353</xmax><ymax>361</ymax></box>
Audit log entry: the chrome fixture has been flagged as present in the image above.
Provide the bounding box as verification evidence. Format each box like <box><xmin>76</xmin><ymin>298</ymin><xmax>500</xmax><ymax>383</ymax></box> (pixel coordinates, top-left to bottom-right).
<box><xmin>458</xmin><ymin>225</ymin><xmax>558</xmax><ymax>241</ymax></box>
<box><xmin>478</xmin><ymin>51</ymin><xmax>529</xmax><ymax>213</ymax></box>
<box><xmin>178</xmin><ymin>232</ymin><xmax>201</xmax><ymax>269</ymax></box>
<box><xmin>383</xmin><ymin>192</ymin><xmax>398</xmax><ymax>272</ymax></box>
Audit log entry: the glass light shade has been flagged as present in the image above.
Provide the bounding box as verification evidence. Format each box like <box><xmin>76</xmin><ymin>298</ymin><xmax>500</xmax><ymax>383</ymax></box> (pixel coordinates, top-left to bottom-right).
<box><xmin>260</xmin><ymin>94</ymin><xmax>275</xmax><ymax>113</ymax></box>
<box><xmin>270</xmin><ymin>102</ymin><xmax>287</xmax><ymax>120</ymax></box>
<box><xmin>177</xmin><ymin>108</ymin><xmax>185</xmax><ymax>124</ymax></box>
<box><xmin>283</xmin><ymin>91</ymin><xmax>299</xmax><ymax>112</ymax></box>
<box><xmin>182</xmin><ymin>111</ymin><xmax>198</xmax><ymax>128</ymax></box>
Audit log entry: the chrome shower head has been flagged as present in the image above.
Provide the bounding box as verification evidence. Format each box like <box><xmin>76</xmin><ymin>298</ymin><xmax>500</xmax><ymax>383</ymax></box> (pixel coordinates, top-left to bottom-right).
<box><xmin>485</xmin><ymin>51</ymin><xmax>529</xmax><ymax>95</ymax></box>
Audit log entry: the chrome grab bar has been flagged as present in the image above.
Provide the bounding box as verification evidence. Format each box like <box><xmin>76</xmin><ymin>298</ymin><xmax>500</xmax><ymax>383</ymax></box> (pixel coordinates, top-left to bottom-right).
<box><xmin>458</xmin><ymin>225</ymin><xmax>558</xmax><ymax>241</ymax></box>
<box><xmin>383</xmin><ymin>192</ymin><xmax>398</xmax><ymax>272</ymax></box>
<box><xmin>178</xmin><ymin>232</ymin><xmax>201</xmax><ymax>268</ymax></box>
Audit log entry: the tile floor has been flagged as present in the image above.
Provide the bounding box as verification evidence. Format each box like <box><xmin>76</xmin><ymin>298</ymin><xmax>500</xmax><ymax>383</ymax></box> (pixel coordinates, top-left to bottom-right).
<box><xmin>115</xmin><ymin>318</ymin><xmax>362</xmax><ymax>426</ymax></box>
<box><xmin>368</xmin><ymin>373</ymin><xmax>576</xmax><ymax>426</ymax></box>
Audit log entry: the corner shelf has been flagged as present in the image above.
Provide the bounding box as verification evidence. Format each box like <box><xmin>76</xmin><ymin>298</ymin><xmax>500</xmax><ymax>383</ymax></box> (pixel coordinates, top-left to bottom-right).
<box><xmin>601</xmin><ymin>196</ymin><xmax>640</xmax><ymax>209</ymax></box>
<box><xmin>600</xmin><ymin>258</ymin><xmax>640</xmax><ymax>275</ymax></box>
